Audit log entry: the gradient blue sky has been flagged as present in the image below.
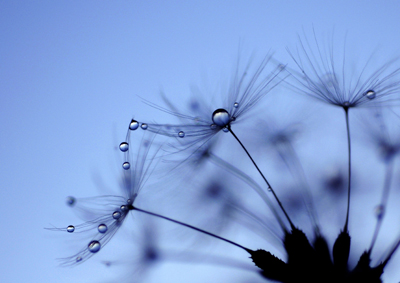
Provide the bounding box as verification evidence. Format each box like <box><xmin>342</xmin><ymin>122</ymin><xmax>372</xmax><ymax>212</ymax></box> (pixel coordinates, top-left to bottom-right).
<box><xmin>1</xmin><ymin>1</ymin><xmax>400</xmax><ymax>282</ymax></box>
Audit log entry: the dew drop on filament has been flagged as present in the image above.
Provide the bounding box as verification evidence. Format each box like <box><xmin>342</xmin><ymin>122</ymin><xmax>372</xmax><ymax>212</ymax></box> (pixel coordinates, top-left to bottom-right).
<box><xmin>364</xmin><ymin>90</ymin><xmax>376</xmax><ymax>100</ymax></box>
<box><xmin>129</xmin><ymin>119</ymin><xmax>139</xmax><ymax>130</ymax></box>
<box><xmin>76</xmin><ymin>256</ymin><xmax>82</xmax><ymax>262</ymax></box>
<box><xmin>119</xmin><ymin>142</ymin><xmax>129</xmax><ymax>152</ymax></box>
<box><xmin>233</xmin><ymin>102</ymin><xmax>239</xmax><ymax>108</ymax></box>
<box><xmin>141</xmin><ymin>123</ymin><xmax>148</xmax><ymax>130</ymax></box>
<box><xmin>67</xmin><ymin>225</ymin><xmax>75</xmax><ymax>233</ymax></box>
<box><xmin>374</xmin><ymin>204</ymin><xmax>385</xmax><ymax>219</ymax></box>
<box><xmin>178</xmin><ymin>131</ymin><xmax>185</xmax><ymax>138</ymax></box>
<box><xmin>212</xmin><ymin>109</ymin><xmax>231</xmax><ymax>127</ymax></box>
<box><xmin>122</xmin><ymin>162</ymin><xmax>130</xmax><ymax>170</ymax></box>
<box><xmin>88</xmin><ymin>240</ymin><xmax>101</xmax><ymax>253</ymax></box>
<box><xmin>98</xmin><ymin>224</ymin><xmax>108</xmax><ymax>233</ymax></box>
<box><xmin>66</xmin><ymin>196</ymin><xmax>76</xmax><ymax>206</ymax></box>
<box><xmin>112</xmin><ymin>211</ymin><xmax>121</xmax><ymax>219</ymax></box>
<box><xmin>222</xmin><ymin>127</ymin><xmax>229</xmax><ymax>133</ymax></box>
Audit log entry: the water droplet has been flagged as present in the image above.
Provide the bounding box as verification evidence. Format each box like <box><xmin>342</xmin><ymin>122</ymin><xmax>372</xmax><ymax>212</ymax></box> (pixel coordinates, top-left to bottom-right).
<box><xmin>122</xmin><ymin>162</ymin><xmax>130</xmax><ymax>170</ymax></box>
<box><xmin>119</xmin><ymin>142</ymin><xmax>129</xmax><ymax>152</ymax></box>
<box><xmin>374</xmin><ymin>205</ymin><xmax>385</xmax><ymax>219</ymax></box>
<box><xmin>233</xmin><ymin>102</ymin><xmax>239</xmax><ymax>108</ymax></box>
<box><xmin>126</xmin><ymin>199</ymin><xmax>133</xmax><ymax>205</ymax></box>
<box><xmin>178</xmin><ymin>131</ymin><xmax>185</xmax><ymax>138</ymax></box>
<box><xmin>343</xmin><ymin>101</ymin><xmax>350</xmax><ymax>107</ymax></box>
<box><xmin>120</xmin><ymin>205</ymin><xmax>128</xmax><ymax>212</ymax></box>
<box><xmin>222</xmin><ymin>127</ymin><xmax>229</xmax><ymax>133</ymax></box>
<box><xmin>67</xmin><ymin>225</ymin><xmax>75</xmax><ymax>233</ymax></box>
<box><xmin>129</xmin><ymin>119</ymin><xmax>139</xmax><ymax>130</ymax></box>
<box><xmin>212</xmin><ymin>109</ymin><xmax>231</xmax><ymax>127</ymax></box>
<box><xmin>66</xmin><ymin>196</ymin><xmax>76</xmax><ymax>206</ymax></box>
<box><xmin>141</xmin><ymin>123</ymin><xmax>148</xmax><ymax>130</ymax></box>
<box><xmin>88</xmin><ymin>240</ymin><xmax>101</xmax><ymax>253</ymax></box>
<box><xmin>267</xmin><ymin>187</ymin><xmax>272</xmax><ymax>192</ymax></box>
<box><xmin>210</xmin><ymin>124</ymin><xmax>217</xmax><ymax>130</ymax></box>
<box><xmin>112</xmin><ymin>211</ymin><xmax>121</xmax><ymax>219</ymax></box>
<box><xmin>364</xmin><ymin>90</ymin><xmax>376</xmax><ymax>100</ymax></box>
<box><xmin>98</xmin><ymin>224</ymin><xmax>108</xmax><ymax>233</ymax></box>
<box><xmin>76</xmin><ymin>256</ymin><xmax>82</xmax><ymax>262</ymax></box>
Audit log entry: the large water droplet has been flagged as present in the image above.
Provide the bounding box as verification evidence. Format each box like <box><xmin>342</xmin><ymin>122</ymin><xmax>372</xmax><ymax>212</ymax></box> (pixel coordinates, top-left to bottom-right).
<box><xmin>212</xmin><ymin>109</ymin><xmax>231</xmax><ymax>127</ymax></box>
<box><xmin>141</xmin><ymin>123</ymin><xmax>148</xmax><ymax>130</ymax></box>
<box><xmin>129</xmin><ymin>119</ymin><xmax>139</xmax><ymax>130</ymax></box>
<box><xmin>233</xmin><ymin>102</ymin><xmax>239</xmax><ymax>108</ymax></box>
<box><xmin>98</xmin><ymin>224</ymin><xmax>108</xmax><ymax>233</ymax></box>
<box><xmin>119</xmin><ymin>142</ymin><xmax>129</xmax><ymax>152</ymax></box>
<box><xmin>364</xmin><ymin>90</ymin><xmax>376</xmax><ymax>100</ymax></box>
<box><xmin>178</xmin><ymin>131</ymin><xmax>185</xmax><ymax>138</ymax></box>
<box><xmin>374</xmin><ymin>204</ymin><xmax>385</xmax><ymax>219</ymax></box>
<box><xmin>112</xmin><ymin>211</ymin><xmax>121</xmax><ymax>219</ymax></box>
<box><xmin>66</xmin><ymin>196</ymin><xmax>76</xmax><ymax>206</ymax></box>
<box><xmin>122</xmin><ymin>162</ymin><xmax>130</xmax><ymax>170</ymax></box>
<box><xmin>88</xmin><ymin>240</ymin><xmax>101</xmax><ymax>253</ymax></box>
<box><xmin>76</xmin><ymin>256</ymin><xmax>82</xmax><ymax>262</ymax></box>
<box><xmin>67</xmin><ymin>225</ymin><xmax>75</xmax><ymax>233</ymax></box>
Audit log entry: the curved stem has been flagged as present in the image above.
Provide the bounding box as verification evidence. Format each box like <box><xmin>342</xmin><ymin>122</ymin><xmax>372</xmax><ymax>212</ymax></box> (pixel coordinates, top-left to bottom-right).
<box><xmin>228</xmin><ymin>127</ymin><xmax>295</xmax><ymax>230</ymax></box>
<box><xmin>343</xmin><ymin>108</ymin><xmax>351</xmax><ymax>232</ymax></box>
<box><xmin>130</xmin><ymin>205</ymin><xmax>252</xmax><ymax>253</ymax></box>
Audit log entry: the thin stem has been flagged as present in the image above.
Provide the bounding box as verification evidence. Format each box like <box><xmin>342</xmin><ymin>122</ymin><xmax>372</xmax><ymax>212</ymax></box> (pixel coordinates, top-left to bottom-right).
<box><xmin>368</xmin><ymin>160</ymin><xmax>394</xmax><ymax>254</ymax></box>
<box><xmin>343</xmin><ymin>108</ymin><xmax>351</xmax><ymax>232</ymax></box>
<box><xmin>228</xmin><ymin>126</ymin><xmax>295</xmax><ymax>230</ymax></box>
<box><xmin>130</xmin><ymin>205</ymin><xmax>252</xmax><ymax>253</ymax></box>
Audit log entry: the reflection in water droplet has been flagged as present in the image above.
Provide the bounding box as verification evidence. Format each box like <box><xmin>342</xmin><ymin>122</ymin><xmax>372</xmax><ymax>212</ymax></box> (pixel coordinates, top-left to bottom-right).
<box><xmin>212</xmin><ymin>109</ymin><xmax>231</xmax><ymax>127</ymax></box>
<box><xmin>178</xmin><ymin>131</ymin><xmax>185</xmax><ymax>138</ymax></box>
<box><xmin>141</xmin><ymin>123</ymin><xmax>148</xmax><ymax>130</ymax></box>
<box><xmin>67</xmin><ymin>225</ymin><xmax>75</xmax><ymax>233</ymax></box>
<box><xmin>76</xmin><ymin>256</ymin><xmax>82</xmax><ymax>262</ymax></box>
<box><xmin>374</xmin><ymin>204</ymin><xmax>385</xmax><ymax>219</ymax></box>
<box><xmin>129</xmin><ymin>119</ymin><xmax>139</xmax><ymax>130</ymax></box>
<box><xmin>222</xmin><ymin>127</ymin><xmax>229</xmax><ymax>133</ymax></box>
<box><xmin>112</xmin><ymin>211</ymin><xmax>121</xmax><ymax>219</ymax></box>
<box><xmin>88</xmin><ymin>240</ymin><xmax>101</xmax><ymax>253</ymax></box>
<box><xmin>122</xmin><ymin>162</ymin><xmax>130</xmax><ymax>170</ymax></box>
<box><xmin>233</xmin><ymin>102</ymin><xmax>239</xmax><ymax>108</ymax></box>
<box><xmin>98</xmin><ymin>224</ymin><xmax>108</xmax><ymax>233</ymax></box>
<box><xmin>364</xmin><ymin>90</ymin><xmax>376</xmax><ymax>100</ymax></box>
<box><xmin>119</xmin><ymin>142</ymin><xmax>129</xmax><ymax>152</ymax></box>
<box><xmin>66</xmin><ymin>196</ymin><xmax>76</xmax><ymax>206</ymax></box>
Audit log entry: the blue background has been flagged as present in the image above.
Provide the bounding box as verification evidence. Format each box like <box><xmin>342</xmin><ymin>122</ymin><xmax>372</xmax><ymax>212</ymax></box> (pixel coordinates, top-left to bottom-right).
<box><xmin>1</xmin><ymin>1</ymin><xmax>400</xmax><ymax>282</ymax></box>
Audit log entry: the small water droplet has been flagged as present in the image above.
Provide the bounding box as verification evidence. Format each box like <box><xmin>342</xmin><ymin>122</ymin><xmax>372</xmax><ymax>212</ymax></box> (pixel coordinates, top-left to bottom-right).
<box><xmin>178</xmin><ymin>131</ymin><xmax>185</xmax><ymax>138</ymax></box>
<box><xmin>230</xmin><ymin>117</ymin><xmax>236</xmax><ymax>122</ymax></box>
<box><xmin>88</xmin><ymin>240</ymin><xmax>101</xmax><ymax>253</ymax></box>
<box><xmin>364</xmin><ymin>90</ymin><xmax>376</xmax><ymax>100</ymax></box>
<box><xmin>129</xmin><ymin>119</ymin><xmax>139</xmax><ymax>130</ymax></box>
<box><xmin>122</xmin><ymin>162</ymin><xmax>130</xmax><ymax>170</ymax></box>
<box><xmin>141</xmin><ymin>123</ymin><xmax>148</xmax><ymax>130</ymax></box>
<box><xmin>119</xmin><ymin>142</ymin><xmax>129</xmax><ymax>152</ymax></box>
<box><xmin>343</xmin><ymin>101</ymin><xmax>350</xmax><ymax>107</ymax></box>
<box><xmin>98</xmin><ymin>224</ymin><xmax>108</xmax><ymax>233</ymax></box>
<box><xmin>112</xmin><ymin>211</ymin><xmax>121</xmax><ymax>219</ymax></box>
<box><xmin>126</xmin><ymin>199</ymin><xmax>133</xmax><ymax>205</ymax></box>
<box><xmin>210</xmin><ymin>124</ymin><xmax>217</xmax><ymax>130</ymax></box>
<box><xmin>66</xmin><ymin>196</ymin><xmax>76</xmax><ymax>206</ymax></box>
<box><xmin>374</xmin><ymin>205</ymin><xmax>385</xmax><ymax>219</ymax></box>
<box><xmin>233</xmin><ymin>102</ymin><xmax>239</xmax><ymax>108</ymax></box>
<box><xmin>212</xmin><ymin>109</ymin><xmax>231</xmax><ymax>127</ymax></box>
<box><xmin>267</xmin><ymin>187</ymin><xmax>272</xmax><ymax>192</ymax></box>
<box><xmin>222</xmin><ymin>127</ymin><xmax>229</xmax><ymax>133</ymax></box>
<box><xmin>67</xmin><ymin>225</ymin><xmax>75</xmax><ymax>233</ymax></box>
<box><xmin>120</xmin><ymin>205</ymin><xmax>128</xmax><ymax>212</ymax></box>
<box><xmin>76</xmin><ymin>256</ymin><xmax>82</xmax><ymax>262</ymax></box>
